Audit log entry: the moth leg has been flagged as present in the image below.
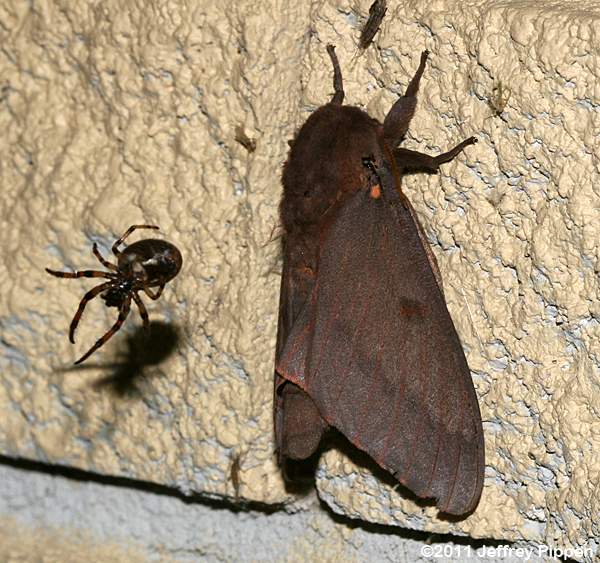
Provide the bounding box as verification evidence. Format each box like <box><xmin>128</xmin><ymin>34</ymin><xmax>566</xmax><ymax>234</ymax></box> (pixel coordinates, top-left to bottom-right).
<box><xmin>326</xmin><ymin>45</ymin><xmax>344</xmax><ymax>105</ymax></box>
<box><xmin>394</xmin><ymin>136</ymin><xmax>477</xmax><ymax>173</ymax></box>
<box><xmin>383</xmin><ymin>50</ymin><xmax>429</xmax><ymax>147</ymax></box>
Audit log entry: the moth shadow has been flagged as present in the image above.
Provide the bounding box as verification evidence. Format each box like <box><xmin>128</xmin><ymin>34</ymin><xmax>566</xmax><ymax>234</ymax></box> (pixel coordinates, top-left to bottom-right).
<box><xmin>280</xmin><ymin>451</ymin><xmax>322</xmax><ymax>496</ymax></box>
<box><xmin>284</xmin><ymin>431</ymin><xmax>471</xmax><ymax>520</ymax></box>
<box><xmin>61</xmin><ymin>321</ymin><xmax>180</xmax><ymax>397</ymax></box>
<box><xmin>330</xmin><ymin>432</ymin><xmax>428</xmax><ymax>495</ymax></box>
<box><xmin>281</xmin><ymin>431</ymin><xmax>398</xmax><ymax>497</ymax></box>
<box><xmin>325</xmin><ymin>432</ymin><xmax>472</xmax><ymax>520</ymax></box>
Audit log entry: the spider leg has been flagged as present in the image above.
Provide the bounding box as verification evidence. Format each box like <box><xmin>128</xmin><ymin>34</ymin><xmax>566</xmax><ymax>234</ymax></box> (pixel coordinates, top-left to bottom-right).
<box><xmin>112</xmin><ymin>224</ymin><xmax>160</xmax><ymax>256</ymax></box>
<box><xmin>143</xmin><ymin>284</ymin><xmax>164</xmax><ymax>300</ymax></box>
<box><xmin>46</xmin><ymin>268</ymin><xmax>117</xmax><ymax>279</ymax></box>
<box><xmin>74</xmin><ymin>296</ymin><xmax>132</xmax><ymax>365</ymax></box>
<box><xmin>92</xmin><ymin>243</ymin><xmax>118</xmax><ymax>271</ymax></box>
<box><xmin>132</xmin><ymin>292</ymin><xmax>150</xmax><ymax>332</ymax></box>
<box><xmin>68</xmin><ymin>281</ymin><xmax>114</xmax><ymax>343</ymax></box>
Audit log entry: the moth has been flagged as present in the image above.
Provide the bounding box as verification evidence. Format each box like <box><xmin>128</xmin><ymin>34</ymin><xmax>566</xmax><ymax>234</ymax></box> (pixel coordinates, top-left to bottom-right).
<box><xmin>359</xmin><ymin>0</ymin><xmax>387</xmax><ymax>50</ymax></box>
<box><xmin>274</xmin><ymin>46</ymin><xmax>484</xmax><ymax>515</ymax></box>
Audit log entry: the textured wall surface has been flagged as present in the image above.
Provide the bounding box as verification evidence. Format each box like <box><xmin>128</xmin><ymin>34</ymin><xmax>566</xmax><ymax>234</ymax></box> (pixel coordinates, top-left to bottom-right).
<box><xmin>1</xmin><ymin>0</ymin><xmax>599</xmax><ymax>560</ymax></box>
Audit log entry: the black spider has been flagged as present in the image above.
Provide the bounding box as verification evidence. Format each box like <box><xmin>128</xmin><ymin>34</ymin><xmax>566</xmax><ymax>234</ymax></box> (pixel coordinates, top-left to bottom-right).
<box><xmin>46</xmin><ymin>224</ymin><xmax>182</xmax><ymax>364</ymax></box>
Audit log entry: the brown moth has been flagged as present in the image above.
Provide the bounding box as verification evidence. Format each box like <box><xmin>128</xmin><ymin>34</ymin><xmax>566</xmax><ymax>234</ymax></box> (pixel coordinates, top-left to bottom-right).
<box><xmin>359</xmin><ymin>0</ymin><xmax>388</xmax><ymax>50</ymax></box>
<box><xmin>274</xmin><ymin>46</ymin><xmax>484</xmax><ymax>515</ymax></box>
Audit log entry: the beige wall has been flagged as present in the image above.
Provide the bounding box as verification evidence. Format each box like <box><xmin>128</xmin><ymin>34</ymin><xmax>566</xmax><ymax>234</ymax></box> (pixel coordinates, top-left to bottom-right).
<box><xmin>1</xmin><ymin>0</ymin><xmax>599</xmax><ymax>560</ymax></box>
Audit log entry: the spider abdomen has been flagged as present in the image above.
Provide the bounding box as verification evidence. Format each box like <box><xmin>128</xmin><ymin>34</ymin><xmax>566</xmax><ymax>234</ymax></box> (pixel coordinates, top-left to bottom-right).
<box><xmin>119</xmin><ymin>239</ymin><xmax>183</xmax><ymax>286</ymax></box>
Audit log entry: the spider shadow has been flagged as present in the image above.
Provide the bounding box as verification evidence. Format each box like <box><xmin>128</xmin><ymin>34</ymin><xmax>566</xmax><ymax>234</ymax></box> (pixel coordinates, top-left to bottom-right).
<box><xmin>61</xmin><ymin>321</ymin><xmax>180</xmax><ymax>397</ymax></box>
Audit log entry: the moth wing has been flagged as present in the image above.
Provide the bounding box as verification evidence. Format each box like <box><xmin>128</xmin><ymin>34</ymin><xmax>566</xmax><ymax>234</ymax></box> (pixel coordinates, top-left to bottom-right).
<box><xmin>277</xmin><ymin>187</ymin><xmax>484</xmax><ymax>515</ymax></box>
<box><xmin>275</xmin><ymin>249</ymin><xmax>329</xmax><ymax>462</ymax></box>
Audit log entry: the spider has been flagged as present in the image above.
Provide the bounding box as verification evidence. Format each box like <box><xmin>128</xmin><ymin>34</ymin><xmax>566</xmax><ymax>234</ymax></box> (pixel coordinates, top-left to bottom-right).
<box><xmin>46</xmin><ymin>224</ymin><xmax>183</xmax><ymax>365</ymax></box>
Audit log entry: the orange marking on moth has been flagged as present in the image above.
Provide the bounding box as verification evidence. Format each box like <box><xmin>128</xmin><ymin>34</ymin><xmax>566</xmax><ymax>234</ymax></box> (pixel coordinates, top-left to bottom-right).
<box><xmin>300</xmin><ymin>265</ymin><xmax>315</xmax><ymax>278</ymax></box>
<box><xmin>369</xmin><ymin>184</ymin><xmax>381</xmax><ymax>199</ymax></box>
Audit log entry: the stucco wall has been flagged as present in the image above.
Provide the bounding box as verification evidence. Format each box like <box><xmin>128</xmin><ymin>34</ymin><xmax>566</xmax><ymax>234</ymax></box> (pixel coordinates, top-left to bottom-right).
<box><xmin>1</xmin><ymin>0</ymin><xmax>599</xmax><ymax>560</ymax></box>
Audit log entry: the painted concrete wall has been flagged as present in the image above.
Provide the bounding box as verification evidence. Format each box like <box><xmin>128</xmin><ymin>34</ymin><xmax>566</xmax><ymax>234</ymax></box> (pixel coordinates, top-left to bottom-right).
<box><xmin>1</xmin><ymin>0</ymin><xmax>599</xmax><ymax>560</ymax></box>
<box><xmin>0</xmin><ymin>461</ymin><xmax>568</xmax><ymax>562</ymax></box>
